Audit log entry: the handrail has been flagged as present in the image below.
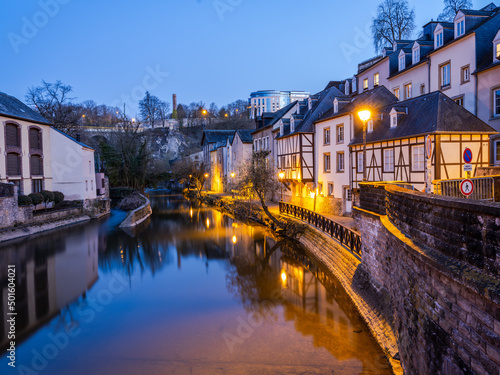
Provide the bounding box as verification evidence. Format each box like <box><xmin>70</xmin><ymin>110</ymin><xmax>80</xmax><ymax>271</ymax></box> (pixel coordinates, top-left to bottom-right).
<box><xmin>279</xmin><ymin>202</ymin><xmax>362</xmax><ymax>257</ymax></box>
<box><xmin>434</xmin><ymin>177</ymin><xmax>494</xmax><ymax>201</ymax></box>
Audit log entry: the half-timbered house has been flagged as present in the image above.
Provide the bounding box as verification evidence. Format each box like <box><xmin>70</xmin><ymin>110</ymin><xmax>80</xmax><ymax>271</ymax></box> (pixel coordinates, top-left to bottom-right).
<box><xmin>349</xmin><ymin>91</ymin><xmax>497</xmax><ymax>191</ymax></box>
<box><xmin>275</xmin><ymin>86</ymin><xmax>344</xmax><ymax>198</ymax></box>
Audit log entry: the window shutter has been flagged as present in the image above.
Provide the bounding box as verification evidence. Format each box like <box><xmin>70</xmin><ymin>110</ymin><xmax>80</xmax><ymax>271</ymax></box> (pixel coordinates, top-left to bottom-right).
<box><xmin>30</xmin><ymin>128</ymin><xmax>41</xmax><ymax>149</ymax></box>
<box><xmin>6</xmin><ymin>125</ymin><xmax>20</xmax><ymax>147</ymax></box>
<box><xmin>7</xmin><ymin>153</ymin><xmax>21</xmax><ymax>175</ymax></box>
<box><xmin>30</xmin><ymin>155</ymin><xmax>43</xmax><ymax>176</ymax></box>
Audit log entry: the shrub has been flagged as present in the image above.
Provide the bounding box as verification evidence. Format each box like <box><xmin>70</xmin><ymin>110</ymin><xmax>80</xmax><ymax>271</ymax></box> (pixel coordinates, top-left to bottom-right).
<box><xmin>41</xmin><ymin>190</ymin><xmax>55</xmax><ymax>203</ymax></box>
<box><xmin>53</xmin><ymin>191</ymin><xmax>64</xmax><ymax>204</ymax></box>
<box><xmin>28</xmin><ymin>193</ymin><xmax>44</xmax><ymax>206</ymax></box>
<box><xmin>18</xmin><ymin>195</ymin><xmax>33</xmax><ymax>206</ymax></box>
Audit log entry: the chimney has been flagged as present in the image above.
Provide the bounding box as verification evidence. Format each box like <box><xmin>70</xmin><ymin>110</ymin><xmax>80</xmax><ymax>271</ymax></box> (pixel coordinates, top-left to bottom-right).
<box><xmin>172</xmin><ymin>94</ymin><xmax>178</xmax><ymax>119</ymax></box>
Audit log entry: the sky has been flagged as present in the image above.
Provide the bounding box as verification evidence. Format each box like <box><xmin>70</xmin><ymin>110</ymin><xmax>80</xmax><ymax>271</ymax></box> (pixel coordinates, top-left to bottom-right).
<box><xmin>0</xmin><ymin>0</ymin><xmax>495</xmax><ymax>117</ymax></box>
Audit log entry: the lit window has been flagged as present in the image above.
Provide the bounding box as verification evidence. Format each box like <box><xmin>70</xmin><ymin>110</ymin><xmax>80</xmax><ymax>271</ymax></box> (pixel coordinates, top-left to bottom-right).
<box><xmin>384</xmin><ymin>148</ymin><xmax>394</xmax><ymax>172</ymax></box>
<box><xmin>412</xmin><ymin>145</ymin><xmax>425</xmax><ymax>171</ymax></box>
<box><xmin>323</xmin><ymin>153</ymin><xmax>331</xmax><ymax>172</ymax></box>
<box><xmin>336</xmin><ymin>124</ymin><xmax>344</xmax><ymax>143</ymax></box>
<box><xmin>494</xmin><ymin>89</ymin><xmax>500</xmax><ymax>117</ymax></box>
<box><xmin>454</xmin><ymin>97</ymin><xmax>464</xmax><ymax>106</ymax></box>
<box><xmin>324</xmin><ymin>127</ymin><xmax>331</xmax><ymax>145</ymax></box>
<box><xmin>496</xmin><ymin>140</ymin><xmax>500</xmax><ymax>163</ymax></box>
<box><xmin>456</xmin><ymin>19</ymin><xmax>465</xmax><ymax>37</ymax></box>
<box><xmin>367</xmin><ymin>119</ymin><xmax>373</xmax><ymax>133</ymax></box>
<box><xmin>374</xmin><ymin>73</ymin><xmax>379</xmax><ymax>86</ymax></box>
<box><xmin>363</xmin><ymin>78</ymin><xmax>368</xmax><ymax>90</ymax></box>
<box><xmin>357</xmin><ymin>152</ymin><xmax>364</xmax><ymax>172</ymax></box>
<box><xmin>393</xmin><ymin>87</ymin><xmax>400</xmax><ymax>100</ymax></box>
<box><xmin>461</xmin><ymin>65</ymin><xmax>470</xmax><ymax>83</ymax></box>
<box><xmin>440</xmin><ymin>63</ymin><xmax>451</xmax><ymax>88</ymax></box>
<box><xmin>292</xmin><ymin>155</ymin><xmax>297</xmax><ymax>170</ymax></box>
<box><xmin>496</xmin><ymin>43</ymin><xmax>500</xmax><ymax>60</ymax></box>
<box><xmin>337</xmin><ymin>152</ymin><xmax>345</xmax><ymax>172</ymax></box>
<box><xmin>404</xmin><ymin>83</ymin><xmax>412</xmax><ymax>99</ymax></box>
<box><xmin>328</xmin><ymin>183</ymin><xmax>334</xmax><ymax>196</ymax></box>
<box><xmin>436</xmin><ymin>32</ymin><xmax>443</xmax><ymax>48</ymax></box>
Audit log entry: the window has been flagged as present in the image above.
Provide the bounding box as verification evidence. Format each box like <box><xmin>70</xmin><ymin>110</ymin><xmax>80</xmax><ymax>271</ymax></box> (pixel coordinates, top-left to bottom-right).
<box><xmin>29</xmin><ymin>128</ymin><xmax>42</xmax><ymax>149</ymax></box>
<box><xmin>346</xmin><ymin>189</ymin><xmax>352</xmax><ymax>201</ymax></box>
<box><xmin>384</xmin><ymin>148</ymin><xmax>394</xmax><ymax>172</ymax></box>
<box><xmin>456</xmin><ymin>19</ymin><xmax>465</xmax><ymax>37</ymax></box>
<box><xmin>233</xmin><ymin>152</ymin><xmax>236</xmax><ymax>161</ymax></box>
<box><xmin>367</xmin><ymin>119</ymin><xmax>373</xmax><ymax>133</ymax></box>
<box><xmin>254</xmin><ymin>140</ymin><xmax>257</xmax><ymax>151</ymax></box>
<box><xmin>412</xmin><ymin>145</ymin><xmax>425</xmax><ymax>171</ymax></box>
<box><xmin>91</xmin><ymin>180</ymin><xmax>94</xmax><ymax>191</ymax></box>
<box><xmin>324</xmin><ymin>127</ymin><xmax>330</xmax><ymax>145</ymax></box>
<box><xmin>413</xmin><ymin>48</ymin><xmax>420</xmax><ymax>64</ymax></box>
<box><xmin>399</xmin><ymin>55</ymin><xmax>406</xmax><ymax>71</ymax></box>
<box><xmin>461</xmin><ymin>65</ymin><xmax>470</xmax><ymax>83</ymax></box>
<box><xmin>323</xmin><ymin>153</ymin><xmax>331</xmax><ymax>172</ymax></box>
<box><xmin>496</xmin><ymin>42</ymin><xmax>500</xmax><ymax>60</ymax></box>
<box><xmin>334</xmin><ymin>100</ymin><xmax>338</xmax><ymax>113</ymax></box>
<box><xmin>363</xmin><ymin>78</ymin><xmax>368</xmax><ymax>90</ymax></box>
<box><xmin>5</xmin><ymin>124</ymin><xmax>20</xmax><ymax>147</ymax></box>
<box><xmin>259</xmin><ymin>139</ymin><xmax>262</xmax><ymax>150</ymax></box>
<box><xmin>374</xmin><ymin>73</ymin><xmax>379</xmax><ymax>87</ymax></box>
<box><xmin>328</xmin><ymin>183</ymin><xmax>334</xmax><ymax>196</ymax></box>
<box><xmin>420</xmin><ymin>84</ymin><xmax>425</xmax><ymax>95</ymax></box>
<box><xmin>89</xmin><ymin>160</ymin><xmax>92</xmax><ymax>174</ymax></box>
<box><xmin>336</xmin><ymin>124</ymin><xmax>344</xmax><ymax>143</ymax></box>
<box><xmin>30</xmin><ymin>155</ymin><xmax>43</xmax><ymax>176</ymax></box>
<box><xmin>337</xmin><ymin>152</ymin><xmax>345</xmax><ymax>172</ymax></box>
<box><xmin>391</xmin><ymin>113</ymin><xmax>397</xmax><ymax>128</ymax></box>
<box><xmin>357</xmin><ymin>152</ymin><xmax>364</xmax><ymax>172</ymax></box>
<box><xmin>32</xmin><ymin>179</ymin><xmax>43</xmax><ymax>193</ymax></box>
<box><xmin>494</xmin><ymin>89</ymin><xmax>500</xmax><ymax>117</ymax></box>
<box><xmin>496</xmin><ymin>140</ymin><xmax>500</xmax><ymax>163</ymax></box>
<box><xmin>393</xmin><ymin>87</ymin><xmax>400</xmax><ymax>100</ymax></box>
<box><xmin>404</xmin><ymin>83</ymin><xmax>412</xmax><ymax>99</ymax></box>
<box><xmin>436</xmin><ymin>32</ymin><xmax>443</xmax><ymax>48</ymax></box>
<box><xmin>292</xmin><ymin>155</ymin><xmax>297</xmax><ymax>170</ymax></box>
<box><xmin>6</xmin><ymin>153</ymin><xmax>21</xmax><ymax>176</ymax></box>
<box><xmin>86</xmin><ymin>180</ymin><xmax>88</xmax><ymax>191</ymax></box>
<box><xmin>454</xmin><ymin>96</ymin><xmax>464</xmax><ymax>106</ymax></box>
<box><xmin>440</xmin><ymin>62</ymin><xmax>451</xmax><ymax>88</ymax></box>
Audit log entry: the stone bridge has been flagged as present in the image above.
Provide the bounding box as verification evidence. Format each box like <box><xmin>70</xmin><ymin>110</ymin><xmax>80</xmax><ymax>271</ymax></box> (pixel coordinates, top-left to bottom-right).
<box><xmin>353</xmin><ymin>183</ymin><xmax>499</xmax><ymax>375</ymax></box>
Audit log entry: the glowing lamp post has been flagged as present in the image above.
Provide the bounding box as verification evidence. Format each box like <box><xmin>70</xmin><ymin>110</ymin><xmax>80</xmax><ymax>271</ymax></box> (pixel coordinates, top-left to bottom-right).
<box><xmin>230</xmin><ymin>172</ymin><xmax>235</xmax><ymax>197</ymax></box>
<box><xmin>278</xmin><ymin>171</ymin><xmax>285</xmax><ymax>201</ymax></box>
<box><xmin>204</xmin><ymin>173</ymin><xmax>209</xmax><ymax>192</ymax></box>
<box><xmin>358</xmin><ymin>109</ymin><xmax>371</xmax><ymax>181</ymax></box>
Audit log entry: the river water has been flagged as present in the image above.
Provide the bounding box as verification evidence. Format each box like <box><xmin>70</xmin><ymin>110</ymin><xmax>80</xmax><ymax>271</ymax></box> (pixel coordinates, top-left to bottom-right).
<box><xmin>0</xmin><ymin>193</ymin><xmax>391</xmax><ymax>374</ymax></box>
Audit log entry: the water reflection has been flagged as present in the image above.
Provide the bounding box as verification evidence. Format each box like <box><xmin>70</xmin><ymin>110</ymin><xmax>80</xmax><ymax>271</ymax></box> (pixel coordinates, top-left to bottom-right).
<box><xmin>0</xmin><ymin>193</ymin><xmax>390</xmax><ymax>374</ymax></box>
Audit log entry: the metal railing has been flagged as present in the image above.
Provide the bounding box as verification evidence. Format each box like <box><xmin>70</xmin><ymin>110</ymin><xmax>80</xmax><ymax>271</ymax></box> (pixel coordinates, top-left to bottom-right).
<box><xmin>279</xmin><ymin>202</ymin><xmax>361</xmax><ymax>257</ymax></box>
<box><xmin>434</xmin><ymin>177</ymin><xmax>494</xmax><ymax>201</ymax></box>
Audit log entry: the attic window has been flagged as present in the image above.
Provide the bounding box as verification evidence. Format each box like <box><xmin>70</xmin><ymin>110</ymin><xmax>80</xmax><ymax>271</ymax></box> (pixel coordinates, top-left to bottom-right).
<box><xmin>367</xmin><ymin>119</ymin><xmax>373</xmax><ymax>133</ymax></box>
<box><xmin>334</xmin><ymin>100</ymin><xmax>338</xmax><ymax>113</ymax></box>
<box><xmin>495</xmin><ymin>42</ymin><xmax>500</xmax><ymax>61</ymax></box>
<box><xmin>399</xmin><ymin>54</ymin><xmax>406</xmax><ymax>71</ymax></box>
<box><xmin>390</xmin><ymin>113</ymin><xmax>397</xmax><ymax>128</ymax></box>
<box><xmin>374</xmin><ymin>73</ymin><xmax>379</xmax><ymax>87</ymax></box>
<box><xmin>436</xmin><ymin>31</ymin><xmax>443</xmax><ymax>48</ymax></box>
<box><xmin>290</xmin><ymin>117</ymin><xmax>295</xmax><ymax>133</ymax></box>
<box><xmin>363</xmin><ymin>78</ymin><xmax>368</xmax><ymax>90</ymax></box>
<box><xmin>412</xmin><ymin>46</ymin><xmax>420</xmax><ymax>64</ymax></box>
<box><xmin>455</xmin><ymin>18</ymin><xmax>465</xmax><ymax>38</ymax></box>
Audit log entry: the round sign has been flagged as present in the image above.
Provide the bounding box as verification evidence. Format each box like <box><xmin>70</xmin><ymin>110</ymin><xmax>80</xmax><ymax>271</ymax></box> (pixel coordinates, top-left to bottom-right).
<box><xmin>460</xmin><ymin>179</ymin><xmax>474</xmax><ymax>196</ymax></box>
<box><xmin>425</xmin><ymin>135</ymin><xmax>432</xmax><ymax>159</ymax></box>
<box><xmin>463</xmin><ymin>148</ymin><xmax>473</xmax><ymax>164</ymax></box>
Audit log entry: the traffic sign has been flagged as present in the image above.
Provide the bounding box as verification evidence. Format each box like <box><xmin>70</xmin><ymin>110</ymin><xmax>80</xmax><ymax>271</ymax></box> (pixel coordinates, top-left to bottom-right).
<box><xmin>425</xmin><ymin>135</ymin><xmax>432</xmax><ymax>159</ymax></box>
<box><xmin>463</xmin><ymin>148</ymin><xmax>473</xmax><ymax>164</ymax></box>
<box><xmin>460</xmin><ymin>179</ymin><xmax>474</xmax><ymax>196</ymax></box>
<box><xmin>464</xmin><ymin>164</ymin><xmax>473</xmax><ymax>172</ymax></box>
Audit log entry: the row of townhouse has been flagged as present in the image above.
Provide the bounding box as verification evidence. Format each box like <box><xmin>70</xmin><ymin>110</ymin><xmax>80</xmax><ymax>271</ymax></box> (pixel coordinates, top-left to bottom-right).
<box><xmin>0</xmin><ymin>91</ymin><xmax>105</xmax><ymax>200</ymax></box>
<box><xmin>201</xmin><ymin>129</ymin><xmax>253</xmax><ymax>192</ymax></box>
<box><xmin>248</xmin><ymin>4</ymin><xmax>500</xmax><ymax>215</ymax></box>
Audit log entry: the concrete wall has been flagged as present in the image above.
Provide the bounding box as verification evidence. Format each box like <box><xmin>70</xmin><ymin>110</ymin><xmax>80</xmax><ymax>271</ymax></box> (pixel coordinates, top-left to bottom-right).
<box><xmin>389</xmin><ymin>63</ymin><xmax>429</xmax><ymax>99</ymax></box>
<box><xmin>354</xmin><ymin>183</ymin><xmax>500</xmax><ymax>374</ymax></box>
<box><xmin>119</xmin><ymin>194</ymin><xmax>152</xmax><ymax>228</ymax></box>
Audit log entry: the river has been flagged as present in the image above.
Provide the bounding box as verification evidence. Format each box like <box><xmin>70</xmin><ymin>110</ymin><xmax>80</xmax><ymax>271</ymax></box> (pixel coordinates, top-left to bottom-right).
<box><xmin>0</xmin><ymin>193</ymin><xmax>391</xmax><ymax>374</ymax></box>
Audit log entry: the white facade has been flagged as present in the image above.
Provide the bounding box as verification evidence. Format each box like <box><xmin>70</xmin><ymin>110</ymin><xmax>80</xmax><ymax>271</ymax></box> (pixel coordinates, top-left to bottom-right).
<box><xmin>231</xmin><ymin>131</ymin><xmax>253</xmax><ymax>179</ymax></box>
<box><xmin>249</xmin><ymin>90</ymin><xmax>309</xmax><ymax>118</ymax></box>
<box><xmin>356</xmin><ymin>57</ymin><xmax>390</xmax><ymax>95</ymax></box>
<box><xmin>50</xmin><ymin>129</ymin><xmax>97</xmax><ymax>200</ymax></box>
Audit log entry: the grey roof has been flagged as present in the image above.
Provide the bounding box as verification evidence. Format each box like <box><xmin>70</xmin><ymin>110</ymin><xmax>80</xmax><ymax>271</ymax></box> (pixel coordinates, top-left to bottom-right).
<box><xmin>252</xmin><ymin>101</ymin><xmax>298</xmax><ymax>134</ymax></box>
<box><xmin>350</xmin><ymin>91</ymin><xmax>497</xmax><ymax>146</ymax></box>
<box><xmin>236</xmin><ymin>129</ymin><xmax>253</xmax><ymax>143</ymax></box>
<box><xmin>201</xmin><ymin>130</ymin><xmax>236</xmax><ymax>146</ymax></box>
<box><xmin>0</xmin><ymin>92</ymin><xmax>52</xmax><ymax>125</ymax></box>
<box><xmin>460</xmin><ymin>9</ymin><xmax>495</xmax><ymax>16</ymax></box>
<box><xmin>51</xmin><ymin>127</ymin><xmax>93</xmax><ymax>149</ymax></box>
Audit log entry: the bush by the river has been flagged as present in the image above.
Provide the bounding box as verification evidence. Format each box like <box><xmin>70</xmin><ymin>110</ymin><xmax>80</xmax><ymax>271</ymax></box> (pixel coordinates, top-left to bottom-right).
<box><xmin>28</xmin><ymin>193</ymin><xmax>44</xmax><ymax>206</ymax></box>
<box><xmin>54</xmin><ymin>191</ymin><xmax>65</xmax><ymax>204</ymax></box>
<box><xmin>18</xmin><ymin>195</ymin><xmax>33</xmax><ymax>206</ymax></box>
<box><xmin>41</xmin><ymin>190</ymin><xmax>55</xmax><ymax>204</ymax></box>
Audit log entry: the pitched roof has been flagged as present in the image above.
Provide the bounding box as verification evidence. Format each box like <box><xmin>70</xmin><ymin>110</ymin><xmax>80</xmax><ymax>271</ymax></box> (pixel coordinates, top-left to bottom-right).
<box><xmin>201</xmin><ymin>130</ymin><xmax>236</xmax><ymax>146</ymax></box>
<box><xmin>252</xmin><ymin>100</ymin><xmax>298</xmax><ymax>134</ymax></box>
<box><xmin>350</xmin><ymin>91</ymin><xmax>497</xmax><ymax>146</ymax></box>
<box><xmin>51</xmin><ymin>127</ymin><xmax>93</xmax><ymax>150</ymax></box>
<box><xmin>235</xmin><ymin>129</ymin><xmax>253</xmax><ymax>143</ymax></box>
<box><xmin>0</xmin><ymin>92</ymin><xmax>52</xmax><ymax>125</ymax></box>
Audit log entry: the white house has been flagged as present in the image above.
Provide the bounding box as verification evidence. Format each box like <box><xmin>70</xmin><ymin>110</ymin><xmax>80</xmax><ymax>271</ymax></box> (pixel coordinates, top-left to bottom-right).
<box><xmin>50</xmin><ymin>128</ymin><xmax>97</xmax><ymax>200</ymax></box>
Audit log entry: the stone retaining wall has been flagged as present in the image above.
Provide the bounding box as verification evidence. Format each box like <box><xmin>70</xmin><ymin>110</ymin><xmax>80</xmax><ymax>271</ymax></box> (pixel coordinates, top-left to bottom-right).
<box><xmin>354</xmin><ymin>183</ymin><xmax>500</xmax><ymax>375</ymax></box>
<box><xmin>119</xmin><ymin>194</ymin><xmax>152</xmax><ymax>228</ymax></box>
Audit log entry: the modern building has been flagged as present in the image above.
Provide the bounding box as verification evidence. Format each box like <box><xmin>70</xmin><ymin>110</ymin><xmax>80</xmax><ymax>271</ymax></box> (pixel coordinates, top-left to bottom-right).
<box><xmin>249</xmin><ymin>90</ymin><xmax>310</xmax><ymax>119</ymax></box>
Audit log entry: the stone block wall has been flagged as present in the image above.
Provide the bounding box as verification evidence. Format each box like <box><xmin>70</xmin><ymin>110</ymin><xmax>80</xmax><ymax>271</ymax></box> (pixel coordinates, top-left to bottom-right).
<box><xmin>354</xmin><ymin>184</ymin><xmax>500</xmax><ymax>375</ymax></box>
<box><xmin>283</xmin><ymin>194</ymin><xmax>343</xmax><ymax>216</ymax></box>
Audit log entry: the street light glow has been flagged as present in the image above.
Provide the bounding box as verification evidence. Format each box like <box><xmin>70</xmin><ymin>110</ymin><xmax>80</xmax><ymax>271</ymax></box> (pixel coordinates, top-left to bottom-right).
<box><xmin>278</xmin><ymin>171</ymin><xmax>285</xmax><ymax>179</ymax></box>
<box><xmin>358</xmin><ymin>109</ymin><xmax>371</xmax><ymax>122</ymax></box>
<box><xmin>230</xmin><ymin>172</ymin><xmax>235</xmax><ymax>178</ymax></box>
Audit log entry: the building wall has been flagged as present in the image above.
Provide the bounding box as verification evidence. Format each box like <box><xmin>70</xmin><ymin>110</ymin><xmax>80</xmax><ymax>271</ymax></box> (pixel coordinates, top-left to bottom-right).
<box><xmin>477</xmin><ymin>65</ymin><xmax>500</xmax><ymax>165</ymax></box>
<box><xmin>389</xmin><ymin>63</ymin><xmax>429</xmax><ymax>100</ymax></box>
<box><xmin>0</xmin><ymin>117</ymin><xmax>53</xmax><ymax>195</ymax></box>
<box><xmin>429</xmin><ymin>35</ymin><xmax>477</xmax><ymax>113</ymax></box>
<box><xmin>50</xmin><ymin>129</ymin><xmax>96</xmax><ymax>200</ymax></box>
<box><xmin>231</xmin><ymin>133</ymin><xmax>252</xmax><ymax>180</ymax></box>
<box><xmin>356</xmin><ymin>59</ymin><xmax>390</xmax><ymax>95</ymax></box>
<box><xmin>252</xmin><ymin>126</ymin><xmax>274</xmax><ymax>162</ymax></box>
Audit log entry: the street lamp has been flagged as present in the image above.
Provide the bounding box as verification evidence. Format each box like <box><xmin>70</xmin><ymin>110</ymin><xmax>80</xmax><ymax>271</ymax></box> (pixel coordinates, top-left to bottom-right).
<box><xmin>278</xmin><ymin>171</ymin><xmax>285</xmax><ymax>201</ymax></box>
<box><xmin>230</xmin><ymin>172</ymin><xmax>235</xmax><ymax>197</ymax></box>
<box><xmin>204</xmin><ymin>173</ymin><xmax>209</xmax><ymax>192</ymax></box>
<box><xmin>358</xmin><ymin>109</ymin><xmax>371</xmax><ymax>182</ymax></box>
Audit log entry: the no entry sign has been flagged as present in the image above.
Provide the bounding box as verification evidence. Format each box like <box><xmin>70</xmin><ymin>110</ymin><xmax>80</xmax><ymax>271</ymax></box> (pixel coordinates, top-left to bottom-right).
<box><xmin>463</xmin><ymin>148</ymin><xmax>473</xmax><ymax>164</ymax></box>
<box><xmin>460</xmin><ymin>179</ymin><xmax>474</xmax><ymax>196</ymax></box>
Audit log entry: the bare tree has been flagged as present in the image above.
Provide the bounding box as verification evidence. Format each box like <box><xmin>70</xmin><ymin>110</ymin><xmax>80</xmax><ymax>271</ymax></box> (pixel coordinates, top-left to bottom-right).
<box><xmin>371</xmin><ymin>0</ymin><xmax>416</xmax><ymax>52</ymax></box>
<box><xmin>171</xmin><ymin>159</ymin><xmax>208</xmax><ymax>198</ymax></box>
<box><xmin>209</xmin><ymin>102</ymin><xmax>219</xmax><ymax>117</ymax></box>
<box><xmin>438</xmin><ymin>0</ymin><xmax>472</xmax><ymax>21</ymax></box>
<box><xmin>26</xmin><ymin>80</ymin><xmax>80</xmax><ymax>134</ymax></box>
<box><xmin>157</xmin><ymin>100</ymin><xmax>171</xmax><ymax>128</ymax></box>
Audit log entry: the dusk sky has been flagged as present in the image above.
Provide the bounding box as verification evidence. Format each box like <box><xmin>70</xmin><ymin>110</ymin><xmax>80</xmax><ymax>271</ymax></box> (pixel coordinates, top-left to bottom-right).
<box><xmin>1</xmin><ymin>0</ymin><xmax>494</xmax><ymax>117</ymax></box>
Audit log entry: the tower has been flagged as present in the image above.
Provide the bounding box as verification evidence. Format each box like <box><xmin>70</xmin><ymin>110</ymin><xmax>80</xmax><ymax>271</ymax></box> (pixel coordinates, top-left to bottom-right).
<box><xmin>172</xmin><ymin>94</ymin><xmax>178</xmax><ymax>119</ymax></box>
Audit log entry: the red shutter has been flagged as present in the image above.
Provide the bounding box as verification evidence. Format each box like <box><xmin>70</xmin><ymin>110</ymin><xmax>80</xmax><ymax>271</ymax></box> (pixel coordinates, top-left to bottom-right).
<box><xmin>6</xmin><ymin>153</ymin><xmax>20</xmax><ymax>175</ymax></box>
<box><xmin>6</xmin><ymin>125</ymin><xmax>20</xmax><ymax>147</ymax></box>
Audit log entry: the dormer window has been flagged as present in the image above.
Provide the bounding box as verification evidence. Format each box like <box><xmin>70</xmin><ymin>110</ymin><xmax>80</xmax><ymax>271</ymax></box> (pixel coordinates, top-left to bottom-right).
<box><xmin>494</xmin><ymin>30</ymin><xmax>500</xmax><ymax>62</ymax></box>
<box><xmin>367</xmin><ymin>119</ymin><xmax>373</xmax><ymax>133</ymax></box>
<box><xmin>390</xmin><ymin>109</ymin><xmax>398</xmax><ymax>128</ymax></box>
<box><xmin>455</xmin><ymin>18</ymin><xmax>465</xmax><ymax>38</ymax></box>
<box><xmin>334</xmin><ymin>99</ymin><xmax>339</xmax><ymax>113</ymax></box>
<box><xmin>345</xmin><ymin>81</ymin><xmax>350</xmax><ymax>95</ymax></box>
<box><xmin>363</xmin><ymin>78</ymin><xmax>368</xmax><ymax>90</ymax></box>
<box><xmin>374</xmin><ymin>73</ymin><xmax>379</xmax><ymax>87</ymax></box>
<box><xmin>308</xmin><ymin>97</ymin><xmax>312</xmax><ymax>110</ymax></box>
<box><xmin>435</xmin><ymin>29</ymin><xmax>444</xmax><ymax>48</ymax></box>
<box><xmin>412</xmin><ymin>44</ymin><xmax>420</xmax><ymax>64</ymax></box>
<box><xmin>290</xmin><ymin>117</ymin><xmax>295</xmax><ymax>133</ymax></box>
<box><xmin>496</xmin><ymin>42</ymin><xmax>500</xmax><ymax>61</ymax></box>
<box><xmin>393</xmin><ymin>41</ymin><xmax>397</xmax><ymax>52</ymax></box>
<box><xmin>352</xmin><ymin>77</ymin><xmax>357</xmax><ymax>92</ymax></box>
<box><xmin>398</xmin><ymin>51</ymin><xmax>406</xmax><ymax>71</ymax></box>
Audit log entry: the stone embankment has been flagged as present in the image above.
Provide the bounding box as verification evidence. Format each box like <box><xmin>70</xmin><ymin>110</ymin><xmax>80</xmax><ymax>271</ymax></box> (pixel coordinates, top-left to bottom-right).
<box><xmin>119</xmin><ymin>194</ymin><xmax>152</xmax><ymax>228</ymax></box>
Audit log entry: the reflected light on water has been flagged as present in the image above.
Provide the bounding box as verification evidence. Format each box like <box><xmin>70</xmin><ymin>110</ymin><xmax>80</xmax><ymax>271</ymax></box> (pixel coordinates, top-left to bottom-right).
<box><xmin>232</xmin><ymin>235</ymin><xmax>237</xmax><ymax>244</ymax></box>
<box><xmin>281</xmin><ymin>270</ymin><xmax>287</xmax><ymax>285</ymax></box>
<box><xmin>190</xmin><ymin>208</ymin><xmax>193</xmax><ymax>218</ymax></box>
<box><xmin>206</xmin><ymin>218</ymin><xmax>210</xmax><ymax>228</ymax></box>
